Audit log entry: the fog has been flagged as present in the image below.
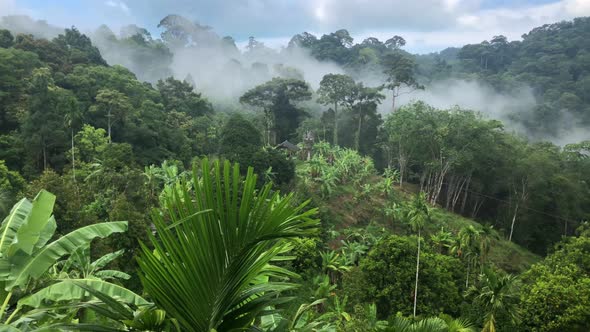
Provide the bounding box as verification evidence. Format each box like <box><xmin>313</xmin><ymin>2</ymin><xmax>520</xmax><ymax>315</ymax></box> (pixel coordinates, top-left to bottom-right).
<box><xmin>169</xmin><ymin>41</ymin><xmax>343</xmax><ymax>102</ymax></box>
<box><xmin>396</xmin><ymin>79</ymin><xmax>536</xmax><ymax>133</ymax></box>
<box><xmin>545</xmin><ymin>110</ymin><xmax>590</xmax><ymax>146</ymax></box>
<box><xmin>0</xmin><ymin>15</ymin><xmax>63</xmax><ymax>39</ymax></box>
<box><xmin>1</xmin><ymin>14</ymin><xmax>587</xmax><ymax>145</ymax></box>
<box><xmin>395</xmin><ymin>79</ymin><xmax>590</xmax><ymax>145</ymax></box>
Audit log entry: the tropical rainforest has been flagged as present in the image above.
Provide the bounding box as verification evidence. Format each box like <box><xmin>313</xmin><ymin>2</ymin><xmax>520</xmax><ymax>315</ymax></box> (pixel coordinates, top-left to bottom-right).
<box><xmin>0</xmin><ymin>12</ymin><xmax>589</xmax><ymax>332</ymax></box>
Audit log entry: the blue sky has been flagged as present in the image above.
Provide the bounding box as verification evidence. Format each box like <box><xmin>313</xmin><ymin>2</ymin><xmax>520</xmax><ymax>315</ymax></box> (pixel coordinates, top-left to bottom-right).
<box><xmin>2</xmin><ymin>0</ymin><xmax>589</xmax><ymax>53</ymax></box>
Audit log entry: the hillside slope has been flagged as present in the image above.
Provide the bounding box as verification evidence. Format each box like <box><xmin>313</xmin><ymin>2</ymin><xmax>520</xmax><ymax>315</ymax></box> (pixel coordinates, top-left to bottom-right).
<box><xmin>295</xmin><ymin>155</ymin><xmax>540</xmax><ymax>274</ymax></box>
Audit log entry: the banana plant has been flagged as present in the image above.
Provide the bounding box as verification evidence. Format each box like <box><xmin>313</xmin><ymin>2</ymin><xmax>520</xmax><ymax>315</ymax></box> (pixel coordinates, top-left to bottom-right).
<box><xmin>340</xmin><ymin>240</ymin><xmax>369</xmax><ymax>266</ymax></box>
<box><xmin>320</xmin><ymin>251</ymin><xmax>351</xmax><ymax>284</ymax></box>
<box><xmin>0</xmin><ymin>190</ymin><xmax>128</xmax><ymax>327</ymax></box>
<box><xmin>430</xmin><ymin>227</ymin><xmax>455</xmax><ymax>254</ymax></box>
<box><xmin>56</xmin><ymin>282</ymin><xmax>178</xmax><ymax>332</ymax></box>
<box><xmin>56</xmin><ymin>245</ymin><xmax>130</xmax><ymax>282</ymax></box>
<box><xmin>321</xmin><ymin>295</ymin><xmax>351</xmax><ymax>329</ymax></box>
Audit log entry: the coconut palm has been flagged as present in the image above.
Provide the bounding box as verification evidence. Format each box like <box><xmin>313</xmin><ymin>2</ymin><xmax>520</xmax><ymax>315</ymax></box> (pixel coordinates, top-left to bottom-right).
<box><xmin>137</xmin><ymin>158</ymin><xmax>319</xmax><ymax>331</ymax></box>
<box><xmin>465</xmin><ymin>268</ymin><xmax>521</xmax><ymax>332</ymax></box>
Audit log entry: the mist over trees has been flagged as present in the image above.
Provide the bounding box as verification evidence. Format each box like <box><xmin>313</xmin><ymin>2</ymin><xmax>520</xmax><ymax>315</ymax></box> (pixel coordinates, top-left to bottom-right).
<box><xmin>0</xmin><ymin>12</ymin><xmax>589</xmax><ymax>332</ymax></box>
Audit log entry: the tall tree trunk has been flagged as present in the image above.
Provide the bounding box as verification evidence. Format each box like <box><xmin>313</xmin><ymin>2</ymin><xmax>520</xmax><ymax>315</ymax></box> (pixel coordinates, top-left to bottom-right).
<box><xmin>391</xmin><ymin>88</ymin><xmax>397</xmax><ymax>112</ymax></box>
<box><xmin>419</xmin><ymin>171</ymin><xmax>427</xmax><ymax>193</ymax></box>
<box><xmin>355</xmin><ymin>110</ymin><xmax>362</xmax><ymax>151</ymax></box>
<box><xmin>453</xmin><ymin>175</ymin><xmax>470</xmax><ymax>212</ymax></box>
<box><xmin>333</xmin><ymin>103</ymin><xmax>339</xmax><ymax>146</ymax></box>
<box><xmin>431</xmin><ymin>158</ymin><xmax>451</xmax><ymax>205</ymax></box>
<box><xmin>460</xmin><ymin>178</ymin><xmax>471</xmax><ymax>214</ymax></box>
<box><xmin>508</xmin><ymin>202</ymin><xmax>519</xmax><ymax>242</ymax></box>
<box><xmin>472</xmin><ymin>198</ymin><xmax>484</xmax><ymax>218</ymax></box>
<box><xmin>398</xmin><ymin>141</ymin><xmax>407</xmax><ymax>188</ymax></box>
<box><xmin>270</xmin><ymin>111</ymin><xmax>277</xmax><ymax>146</ymax></box>
<box><xmin>509</xmin><ymin>179</ymin><xmax>528</xmax><ymax>242</ymax></box>
<box><xmin>445</xmin><ymin>175</ymin><xmax>456</xmax><ymax>210</ymax></box>
<box><xmin>263</xmin><ymin>109</ymin><xmax>272</xmax><ymax>145</ymax></box>
<box><xmin>471</xmin><ymin>196</ymin><xmax>483</xmax><ymax>218</ymax></box>
<box><xmin>42</xmin><ymin>143</ymin><xmax>47</xmax><ymax>171</ymax></box>
<box><xmin>71</xmin><ymin>128</ymin><xmax>76</xmax><ymax>183</ymax></box>
<box><xmin>107</xmin><ymin>108</ymin><xmax>112</xmax><ymax>144</ymax></box>
<box><xmin>413</xmin><ymin>229</ymin><xmax>421</xmax><ymax>318</ymax></box>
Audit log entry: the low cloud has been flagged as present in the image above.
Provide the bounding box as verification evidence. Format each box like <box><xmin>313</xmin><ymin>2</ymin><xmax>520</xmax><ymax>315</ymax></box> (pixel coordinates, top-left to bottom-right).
<box><xmin>395</xmin><ymin>79</ymin><xmax>589</xmax><ymax>146</ymax></box>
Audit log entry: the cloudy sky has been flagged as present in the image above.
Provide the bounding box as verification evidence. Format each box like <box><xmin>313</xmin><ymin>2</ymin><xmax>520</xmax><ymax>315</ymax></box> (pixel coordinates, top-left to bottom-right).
<box><xmin>1</xmin><ymin>0</ymin><xmax>589</xmax><ymax>53</ymax></box>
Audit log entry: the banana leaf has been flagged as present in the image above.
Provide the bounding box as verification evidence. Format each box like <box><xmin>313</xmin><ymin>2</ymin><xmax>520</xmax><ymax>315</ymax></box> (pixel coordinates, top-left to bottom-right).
<box><xmin>18</xmin><ymin>278</ymin><xmax>148</xmax><ymax>309</ymax></box>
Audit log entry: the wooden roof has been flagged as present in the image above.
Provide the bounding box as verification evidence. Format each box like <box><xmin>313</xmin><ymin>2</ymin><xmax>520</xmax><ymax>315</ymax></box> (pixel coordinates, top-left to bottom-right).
<box><xmin>276</xmin><ymin>140</ymin><xmax>300</xmax><ymax>151</ymax></box>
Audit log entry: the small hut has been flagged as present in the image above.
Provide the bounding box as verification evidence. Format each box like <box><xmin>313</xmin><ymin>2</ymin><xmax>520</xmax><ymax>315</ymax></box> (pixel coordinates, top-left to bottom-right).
<box><xmin>276</xmin><ymin>140</ymin><xmax>300</xmax><ymax>157</ymax></box>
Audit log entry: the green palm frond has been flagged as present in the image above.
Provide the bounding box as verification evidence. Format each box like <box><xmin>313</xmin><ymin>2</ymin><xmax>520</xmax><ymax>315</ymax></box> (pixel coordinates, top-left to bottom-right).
<box><xmin>137</xmin><ymin>158</ymin><xmax>319</xmax><ymax>331</ymax></box>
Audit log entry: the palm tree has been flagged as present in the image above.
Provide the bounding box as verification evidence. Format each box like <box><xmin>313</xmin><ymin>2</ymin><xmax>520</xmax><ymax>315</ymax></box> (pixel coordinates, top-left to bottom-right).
<box><xmin>387</xmin><ymin>316</ymin><xmax>447</xmax><ymax>332</ymax></box>
<box><xmin>441</xmin><ymin>314</ymin><xmax>477</xmax><ymax>332</ymax></box>
<box><xmin>385</xmin><ymin>315</ymin><xmax>475</xmax><ymax>332</ymax></box>
<box><xmin>137</xmin><ymin>158</ymin><xmax>319</xmax><ymax>331</ymax></box>
<box><xmin>465</xmin><ymin>268</ymin><xmax>521</xmax><ymax>332</ymax></box>
<box><xmin>405</xmin><ymin>192</ymin><xmax>430</xmax><ymax>318</ymax></box>
<box><xmin>458</xmin><ymin>225</ymin><xmax>482</xmax><ymax>287</ymax></box>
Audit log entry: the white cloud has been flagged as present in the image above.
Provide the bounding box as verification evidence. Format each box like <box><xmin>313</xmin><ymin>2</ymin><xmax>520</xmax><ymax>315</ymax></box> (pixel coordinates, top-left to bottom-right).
<box><xmin>0</xmin><ymin>0</ymin><xmax>33</xmax><ymax>16</ymax></box>
<box><xmin>303</xmin><ymin>0</ymin><xmax>467</xmax><ymax>31</ymax></box>
<box><xmin>565</xmin><ymin>0</ymin><xmax>590</xmax><ymax>16</ymax></box>
<box><xmin>1</xmin><ymin>0</ymin><xmax>587</xmax><ymax>53</ymax></box>
<box><xmin>105</xmin><ymin>0</ymin><xmax>130</xmax><ymax>14</ymax></box>
<box><xmin>0</xmin><ymin>0</ymin><xmax>16</xmax><ymax>14</ymax></box>
<box><xmin>363</xmin><ymin>0</ymin><xmax>586</xmax><ymax>53</ymax></box>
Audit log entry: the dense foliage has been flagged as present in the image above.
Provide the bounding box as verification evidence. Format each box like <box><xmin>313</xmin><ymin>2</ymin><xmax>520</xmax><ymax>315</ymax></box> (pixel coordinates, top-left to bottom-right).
<box><xmin>0</xmin><ymin>13</ymin><xmax>589</xmax><ymax>332</ymax></box>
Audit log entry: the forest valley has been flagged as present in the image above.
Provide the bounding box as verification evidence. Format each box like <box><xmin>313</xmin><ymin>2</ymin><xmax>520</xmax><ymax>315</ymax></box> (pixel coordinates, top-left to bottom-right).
<box><xmin>0</xmin><ymin>13</ymin><xmax>589</xmax><ymax>332</ymax></box>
